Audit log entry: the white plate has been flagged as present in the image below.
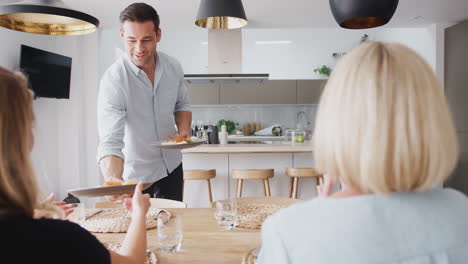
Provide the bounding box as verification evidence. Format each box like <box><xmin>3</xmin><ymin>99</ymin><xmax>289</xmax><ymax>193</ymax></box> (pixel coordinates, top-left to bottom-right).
<box><xmin>151</xmin><ymin>139</ymin><xmax>207</xmax><ymax>149</ymax></box>
<box><xmin>67</xmin><ymin>183</ymin><xmax>153</xmax><ymax>198</ymax></box>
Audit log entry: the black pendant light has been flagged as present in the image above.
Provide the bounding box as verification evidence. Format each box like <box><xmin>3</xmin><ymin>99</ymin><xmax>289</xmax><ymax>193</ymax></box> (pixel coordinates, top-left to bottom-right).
<box><xmin>329</xmin><ymin>0</ymin><xmax>399</xmax><ymax>29</ymax></box>
<box><xmin>0</xmin><ymin>0</ymin><xmax>99</xmax><ymax>35</ymax></box>
<box><xmin>195</xmin><ymin>0</ymin><xmax>248</xmax><ymax>30</ymax></box>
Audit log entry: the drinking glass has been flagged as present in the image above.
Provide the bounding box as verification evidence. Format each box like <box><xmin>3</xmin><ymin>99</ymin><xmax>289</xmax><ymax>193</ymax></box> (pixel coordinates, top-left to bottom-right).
<box><xmin>196</xmin><ymin>120</ymin><xmax>203</xmax><ymax>132</ymax></box>
<box><xmin>157</xmin><ymin>215</ymin><xmax>183</xmax><ymax>252</ymax></box>
<box><xmin>215</xmin><ymin>199</ymin><xmax>237</xmax><ymax>230</ymax></box>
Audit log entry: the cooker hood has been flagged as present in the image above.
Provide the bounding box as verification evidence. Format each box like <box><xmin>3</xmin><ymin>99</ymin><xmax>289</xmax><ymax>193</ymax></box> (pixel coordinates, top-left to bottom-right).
<box><xmin>184</xmin><ymin>29</ymin><xmax>268</xmax><ymax>84</ymax></box>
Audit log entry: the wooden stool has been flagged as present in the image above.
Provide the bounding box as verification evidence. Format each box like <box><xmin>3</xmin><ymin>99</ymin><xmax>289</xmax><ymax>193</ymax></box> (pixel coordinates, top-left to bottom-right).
<box><xmin>286</xmin><ymin>168</ymin><xmax>323</xmax><ymax>199</ymax></box>
<box><xmin>183</xmin><ymin>169</ymin><xmax>216</xmax><ymax>204</ymax></box>
<box><xmin>232</xmin><ymin>169</ymin><xmax>274</xmax><ymax>198</ymax></box>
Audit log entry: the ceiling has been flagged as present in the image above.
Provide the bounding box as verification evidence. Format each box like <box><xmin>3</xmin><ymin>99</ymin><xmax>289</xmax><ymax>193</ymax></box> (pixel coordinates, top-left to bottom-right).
<box><xmin>1</xmin><ymin>0</ymin><xmax>468</xmax><ymax>29</ymax></box>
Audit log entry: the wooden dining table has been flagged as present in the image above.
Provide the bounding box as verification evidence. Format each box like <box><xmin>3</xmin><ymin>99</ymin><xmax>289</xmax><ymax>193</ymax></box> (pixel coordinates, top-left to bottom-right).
<box><xmin>94</xmin><ymin>208</ymin><xmax>261</xmax><ymax>264</ymax></box>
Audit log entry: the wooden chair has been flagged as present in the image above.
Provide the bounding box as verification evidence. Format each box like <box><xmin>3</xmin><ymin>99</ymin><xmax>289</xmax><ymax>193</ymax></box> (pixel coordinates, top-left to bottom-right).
<box><xmin>183</xmin><ymin>169</ymin><xmax>216</xmax><ymax>204</ymax></box>
<box><xmin>286</xmin><ymin>168</ymin><xmax>323</xmax><ymax>199</ymax></box>
<box><xmin>232</xmin><ymin>169</ymin><xmax>274</xmax><ymax>198</ymax></box>
<box><xmin>95</xmin><ymin>198</ymin><xmax>187</xmax><ymax>209</ymax></box>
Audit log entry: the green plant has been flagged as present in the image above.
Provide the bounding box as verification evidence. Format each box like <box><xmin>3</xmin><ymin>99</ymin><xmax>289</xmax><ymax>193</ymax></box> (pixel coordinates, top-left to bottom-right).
<box><xmin>217</xmin><ymin>119</ymin><xmax>235</xmax><ymax>134</ymax></box>
<box><xmin>314</xmin><ymin>34</ymin><xmax>370</xmax><ymax>78</ymax></box>
<box><xmin>313</xmin><ymin>65</ymin><xmax>332</xmax><ymax>77</ymax></box>
<box><xmin>361</xmin><ymin>34</ymin><xmax>369</xmax><ymax>43</ymax></box>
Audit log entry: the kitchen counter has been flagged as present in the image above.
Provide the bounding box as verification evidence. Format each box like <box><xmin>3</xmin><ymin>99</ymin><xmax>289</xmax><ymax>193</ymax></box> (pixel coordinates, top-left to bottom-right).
<box><xmin>181</xmin><ymin>142</ymin><xmax>313</xmax><ymax>154</ymax></box>
<box><xmin>227</xmin><ymin>135</ymin><xmax>285</xmax><ymax>142</ymax></box>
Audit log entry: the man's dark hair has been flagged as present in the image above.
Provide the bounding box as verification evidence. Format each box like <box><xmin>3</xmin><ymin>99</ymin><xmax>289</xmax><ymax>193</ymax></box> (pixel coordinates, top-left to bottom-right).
<box><xmin>119</xmin><ymin>3</ymin><xmax>160</xmax><ymax>32</ymax></box>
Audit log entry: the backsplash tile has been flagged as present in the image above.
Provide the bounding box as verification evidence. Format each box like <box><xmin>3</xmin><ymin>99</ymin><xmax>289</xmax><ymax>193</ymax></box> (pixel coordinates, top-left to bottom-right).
<box><xmin>191</xmin><ymin>104</ymin><xmax>317</xmax><ymax>131</ymax></box>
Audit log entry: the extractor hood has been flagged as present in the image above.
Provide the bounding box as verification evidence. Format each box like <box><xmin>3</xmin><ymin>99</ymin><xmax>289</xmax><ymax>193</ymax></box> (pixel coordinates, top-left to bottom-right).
<box><xmin>184</xmin><ymin>29</ymin><xmax>269</xmax><ymax>84</ymax></box>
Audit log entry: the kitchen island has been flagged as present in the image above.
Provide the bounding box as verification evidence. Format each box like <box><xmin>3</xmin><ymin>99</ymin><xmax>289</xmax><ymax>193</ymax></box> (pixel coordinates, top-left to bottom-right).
<box><xmin>182</xmin><ymin>142</ymin><xmax>313</xmax><ymax>154</ymax></box>
<box><xmin>181</xmin><ymin>143</ymin><xmax>316</xmax><ymax>207</ymax></box>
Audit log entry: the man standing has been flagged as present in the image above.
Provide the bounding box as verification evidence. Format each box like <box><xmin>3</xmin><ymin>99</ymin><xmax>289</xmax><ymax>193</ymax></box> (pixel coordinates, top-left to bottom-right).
<box><xmin>97</xmin><ymin>3</ymin><xmax>191</xmax><ymax>201</ymax></box>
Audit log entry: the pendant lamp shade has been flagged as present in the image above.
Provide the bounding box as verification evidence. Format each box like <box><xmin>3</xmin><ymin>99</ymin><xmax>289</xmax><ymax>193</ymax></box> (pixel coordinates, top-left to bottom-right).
<box><xmin>329</xmin><ymin>0</ymin><xmax>399</xmax><ymax>29</ymax></box>
<box><xmin>195</xmin><ymin>0</ymin><xmax>248</xmax><ymax>30</ymax></box>
<box><xmin>0</xmin><ymin>0</ymin><xmax>99</xmax><ymax>35</ymax></box>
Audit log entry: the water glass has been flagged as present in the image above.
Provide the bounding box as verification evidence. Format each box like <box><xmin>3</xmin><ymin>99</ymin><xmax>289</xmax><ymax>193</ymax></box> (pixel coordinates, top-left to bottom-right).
<box><xmin>157</xmin><ymin>215</ymin><xmax>183</xmax><ymax>252</ymax></box>
<box><xmin>215</xmin><ymin>199</ymin><xmax>237</xmax><ymax>230</ymax></box>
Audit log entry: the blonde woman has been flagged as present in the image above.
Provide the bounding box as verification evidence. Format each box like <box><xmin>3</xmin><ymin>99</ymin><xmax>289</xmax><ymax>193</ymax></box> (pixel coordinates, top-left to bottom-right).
<box><xmin>0</xmin><ymin>66</ymin><xmax>151</xmax><ymax>264</ymax></box>
<box><xmin>258</xmin><ymin>42</ymin><xmax>468</xmax><ymax>263</ymax></box>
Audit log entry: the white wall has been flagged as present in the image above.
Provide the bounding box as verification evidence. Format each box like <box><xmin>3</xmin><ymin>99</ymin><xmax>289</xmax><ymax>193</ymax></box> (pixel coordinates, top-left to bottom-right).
<box><xmin>99</xmin><ymin>26</ymin><xmax>438</xmax><ymax>81</ymax></box>
<box><xmin>243</xmin><ymin>27</ymin><xmax>436</xmax><ymax>80</ymax></box>
<box><xmin>0</xmin><ymin>27</ymin><xmax>101</xmax><ymax>200</ymax></box>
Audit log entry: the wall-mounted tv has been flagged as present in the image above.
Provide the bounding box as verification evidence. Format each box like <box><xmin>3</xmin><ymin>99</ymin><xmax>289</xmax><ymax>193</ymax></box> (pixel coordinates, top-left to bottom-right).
<box><xmin>20</xmin><ymin>45</ymin><xmax>72</xmax><ymax>99</ymax></box>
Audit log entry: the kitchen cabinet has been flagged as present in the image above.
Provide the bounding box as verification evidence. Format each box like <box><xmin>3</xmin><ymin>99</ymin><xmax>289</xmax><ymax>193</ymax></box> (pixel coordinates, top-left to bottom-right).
<box><xmin>188</xmin><ymin>80</ymin><xmax>323</xmax><ymax>105</ymax></box>
<box><xmin>220</xmin><ymin>80</ymin><xmax>296</xmax><ymax>104</ymax></box>
<box><xmin>181</xmin><ymin>154</ymin><xmax>229</xmax><ymax>208</ymax></box>
<box><xmin>297</xmin><ymin>80</ymin><xmax>326</xmax><ymax>104</ymax></box>
<box><xmin>186</xmin><ymin>82</ymin><xmax>220</xmax><ymax>105</ymax></box>
<box><xmin>258</xmin><ymin>80</ymin><xmax>296</xmax><ymax>104</ymax></box>
<box><xmin>229</xmin><ymin>153</ymin><xmax>293</xmax><ymax>198</ymax></box>
<box><xmin>220</xmin><ymin>82</ymin><xmax>262</xmax><ymax>104</ymax></box>
<box><xmin>182</xmin><ymin>149</ymin><xmax>320</xmax><ymax>207</ymax></box>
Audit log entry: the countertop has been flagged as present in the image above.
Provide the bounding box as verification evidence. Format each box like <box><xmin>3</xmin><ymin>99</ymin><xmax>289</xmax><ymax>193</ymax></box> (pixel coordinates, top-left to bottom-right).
<box><xmin>227</xmin><ymin>135</ymin><xmax>285</xmax><ymax>142</ymax></box>
<box><xmin>181</xmin><ymin>142</ymin><xmax>313</xmax><ymax>154</ymax></box>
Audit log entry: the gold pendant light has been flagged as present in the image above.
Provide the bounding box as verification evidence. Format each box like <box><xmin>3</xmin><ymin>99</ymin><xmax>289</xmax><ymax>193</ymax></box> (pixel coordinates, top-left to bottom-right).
<box><xmin>0</xmin><ymin>0</ymin><xmax>99</xmax><ymax>35</ymax></box>
<box><xmin>195</xmin><ymin>0</ymin><xmax>248</xmax><ymax>30</ymax></box>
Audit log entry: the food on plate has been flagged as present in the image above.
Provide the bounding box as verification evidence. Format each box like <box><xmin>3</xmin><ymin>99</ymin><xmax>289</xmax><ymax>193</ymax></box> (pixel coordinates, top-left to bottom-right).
<box><xmin>123</xmin><ymin>179</ymin><xmax>137</xmax><ymax>185</ymax></box>
<box><xmin>161</xmin><ymin>136</ymin><xmax>195</xmax><ymax>145</ymax></box>
<box><xmin>103</xmin><ymin>179</ymin><xmax>137</xmax><ymax>186</ymax></box>
<box><xmin>103</xmin><ymin>181</ymin><xmax>122</xmax><ymax>186</ymax></box>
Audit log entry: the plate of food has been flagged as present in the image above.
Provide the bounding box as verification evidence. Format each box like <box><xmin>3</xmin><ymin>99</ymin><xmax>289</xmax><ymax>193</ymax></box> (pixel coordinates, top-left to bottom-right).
<box><xmin>152</xmin><ymin>136</ymin><xmax>207</xmax><ymax>149</ymax></box>
<box><xmin>67</xmin><ymin>180</ymin><xmax>153</xmax><ymax>198</ymax></box>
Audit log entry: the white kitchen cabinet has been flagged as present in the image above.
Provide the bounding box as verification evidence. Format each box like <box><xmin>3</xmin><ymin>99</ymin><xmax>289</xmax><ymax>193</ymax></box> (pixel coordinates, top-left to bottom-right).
<box><xmin>182</xmin><ymin>151</ymin><xmax>318</xmax><ymax>207</ymax></box>
<box><xmin>292</xmin><ymin>152</ymin><xmax>319</xmax><ymax>199</ymax></box>
<box><xmin>182</xmin><ymin>153</ymin><xmax>228</xmax><ymax>208</ymax></box>
<box><xmin>228</xmin><ymin>153</ymin><xmax>293</xmax><ymax>198</ymax></box>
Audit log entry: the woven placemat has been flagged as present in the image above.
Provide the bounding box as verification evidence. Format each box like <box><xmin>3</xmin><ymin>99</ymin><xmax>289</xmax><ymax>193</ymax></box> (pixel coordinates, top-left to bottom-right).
<box><xmin>83</xmin><ymin>208</ymin><xmax>169</xmax><ymax>233</ymax></box>
<box><xmin>237</xmin><ymin>203</ymin><xmax>286</xmax><ymax>229</ymax></box>
<box><xmin>241</xmin><ymin>248</ymin><xmax>259</xmax><ymax>264</ymax></box>
<box><xmin>218</xmin><ymin>197</ymin><xmax>302</xmax><ymax>229</ymax></box>
<box><xmin>104</xmin><ymin>243</ymin><xmax>157</xmax><ymax>264</ymax></box>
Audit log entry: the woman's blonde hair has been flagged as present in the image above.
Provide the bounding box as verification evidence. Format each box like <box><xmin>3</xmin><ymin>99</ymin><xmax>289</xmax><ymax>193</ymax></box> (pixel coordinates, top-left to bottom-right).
<box><xmin>314</xmin><ymin>42</ymin><xmax>459</xmax><ymax>194</ymax></box>
<box><xmin>0</xmin><ymin>66</ymin><xmax>39</xmax><ymax>217</ymax></box>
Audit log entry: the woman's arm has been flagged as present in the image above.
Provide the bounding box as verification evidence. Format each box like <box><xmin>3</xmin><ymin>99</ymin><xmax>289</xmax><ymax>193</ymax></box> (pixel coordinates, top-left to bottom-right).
<box><xmin>109</xmin><ymin>182</ymin><xmax>150</xmax><ymax>264</ymax></box>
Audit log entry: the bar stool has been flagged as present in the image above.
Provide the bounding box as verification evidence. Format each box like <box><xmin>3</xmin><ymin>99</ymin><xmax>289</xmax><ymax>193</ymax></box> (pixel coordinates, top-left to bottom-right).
<box><xmin>286</xmin><ymin>168</ymin><xmax>323</xmax><ymax>199</ymax></box>
<box><xmin>232</xmin><ymin>169</ymin><xmax>274</xmax><ymax>198</ymax></box>
<box><xmin>183</xmin><ymin>169</ymin><xmax>216</xmax><ymax>204</ymax></box>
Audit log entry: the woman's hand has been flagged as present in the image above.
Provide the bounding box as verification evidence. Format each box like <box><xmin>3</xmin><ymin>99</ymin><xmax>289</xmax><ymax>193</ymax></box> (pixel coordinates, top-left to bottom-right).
<box><xmin>317</xmin><ymin>175</ymin><xmax>334</xmax><ymax>197</ymax></box>
<box><xmin>123</xmin><ymin>182</ymin><xmax>151</xmax><ymax>217</ymax></box>
<box><xmin>42</xmin><ymin>193</ymin><xmax>76</xmax><ymax>217</ymax></box>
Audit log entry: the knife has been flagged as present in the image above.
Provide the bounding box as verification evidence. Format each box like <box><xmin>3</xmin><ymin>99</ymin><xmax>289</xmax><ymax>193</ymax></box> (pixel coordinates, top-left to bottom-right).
<box><xmin>83</xmin><ymin>209</ymin><xmax>104</xmax><ymax>221</ymax></box>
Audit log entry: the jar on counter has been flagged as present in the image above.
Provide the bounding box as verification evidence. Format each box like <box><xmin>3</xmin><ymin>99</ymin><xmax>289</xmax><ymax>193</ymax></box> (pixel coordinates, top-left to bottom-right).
<box><xmin>243</xmin><ymin>123</ymin><xmax>251</xmax><ymax>136</ymax></box>
<box><xmin>285</xmin><ymin>129</ymin><xmax>306</xmax><ymax>144</ymax></box>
